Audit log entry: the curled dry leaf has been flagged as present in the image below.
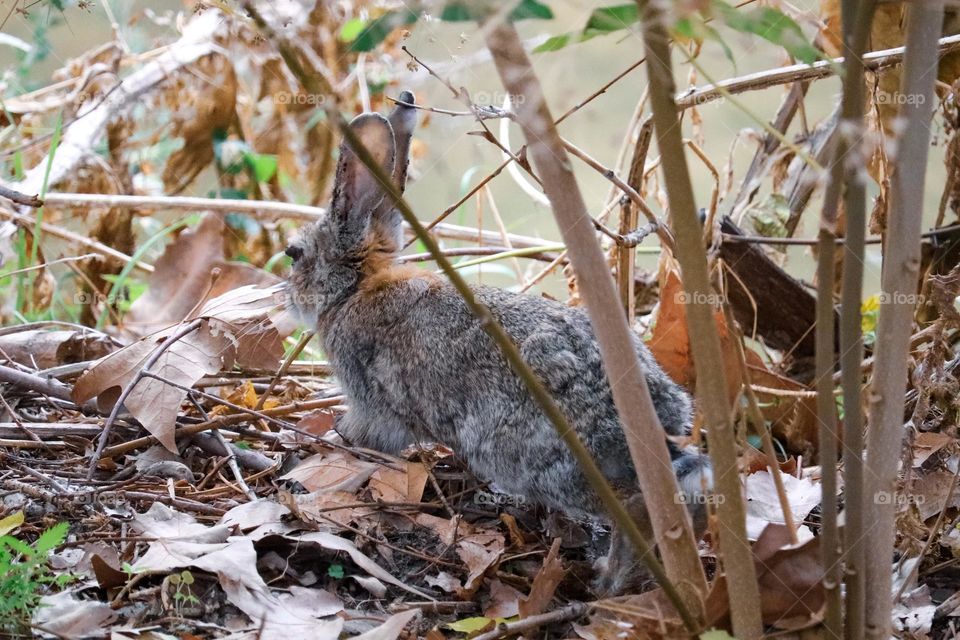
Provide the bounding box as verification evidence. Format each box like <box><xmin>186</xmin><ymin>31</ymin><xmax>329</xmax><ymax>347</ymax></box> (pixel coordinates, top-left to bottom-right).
<box><xmin>351</xmin><ymin>609</ymin><xmax>420</xmax><ymax>640</ymax></box>
<box><xmin>483</xmin><ymin>579</ymin><xmax>524</xmax><ymax>618</ymax></box>
<box><xmin>744</xmin><ymin>471</ymin><xmax>822</xmax><ymax>540</ymax></box>
<box><xmin>518</xmin><ymin>538</ymin><xmax>565</xmax><ymax>618</ymax></box>
<box><xmin>706</xmin><ymin>523</ymin><xmax>824</xmax><ymax>630</ymax></box>
<box><xmin>127</xmin><ymin>213</ymin><xmax>279</xmax><ymax>336</ymax></box>
<box><xmin>33</xmin><ymin>590</ymin><xmax>116</xmax><ymax>638</ymax></box>
<box><xmin>0</xmin><ymin>328</ymin><xmax>115</xmax><ymax>369</ymax></box>
<box><xmin>415</xmin><ymin>513</ymin><xmax>506</xmax><ymax>599</ymax></box>
<box><xmin>73</xmin><ymin>284</ymin><xmax>291</xmax><ymax>452</ymax></box>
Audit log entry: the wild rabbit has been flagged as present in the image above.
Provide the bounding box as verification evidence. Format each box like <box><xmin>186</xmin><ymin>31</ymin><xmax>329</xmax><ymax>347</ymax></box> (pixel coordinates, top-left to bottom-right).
<box><xmin>285</xmin><ymin>92</ymin><xmax>712</xmax><ymax>594</ymax></box>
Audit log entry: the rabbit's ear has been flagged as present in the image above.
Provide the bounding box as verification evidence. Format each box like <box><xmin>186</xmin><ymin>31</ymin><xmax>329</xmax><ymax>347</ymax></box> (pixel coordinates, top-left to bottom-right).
<box><xmin>370</xmin><ymin>91</ymin><xmax>418</xmax><ymax>251</ymax></box>
<box><xmin>388</xmin><ymin>90</ymin><xmax>417</xmax><ymax>194</ymax></box>
<box><xmin>330</xmin><ymin>113</ymin><xmax>396</xmax><ymax>247</ymax></box>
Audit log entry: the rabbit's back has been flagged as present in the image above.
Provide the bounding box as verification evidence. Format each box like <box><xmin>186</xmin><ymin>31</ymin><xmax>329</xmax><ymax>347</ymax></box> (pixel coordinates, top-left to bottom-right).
<box><xmin>323</xmin><ymin>273</ymin><xmax>694</xmax><ymax>518</ymax></box>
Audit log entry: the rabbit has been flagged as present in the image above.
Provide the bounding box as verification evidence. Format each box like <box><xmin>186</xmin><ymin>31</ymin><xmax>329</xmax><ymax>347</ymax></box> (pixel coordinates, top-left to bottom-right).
<box><xmin>284</xmin><ymin>91</ymin><xmax>712</xmax><ymax>595</ymax></box>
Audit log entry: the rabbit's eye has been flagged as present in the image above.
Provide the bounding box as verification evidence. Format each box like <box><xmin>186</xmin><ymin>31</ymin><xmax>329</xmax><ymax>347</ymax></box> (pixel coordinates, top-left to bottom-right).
<box><xmin>285</xmin><ymin>245</ymin><xmax>303</xmax><ymax>262</ymax></box>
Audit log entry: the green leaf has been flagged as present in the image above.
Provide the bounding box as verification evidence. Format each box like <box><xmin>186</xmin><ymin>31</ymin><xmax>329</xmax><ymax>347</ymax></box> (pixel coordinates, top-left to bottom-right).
<box><xmin>533</xmin><ymin>33</ymin><xmax>574</xmax><ymax>53</ymax></box>
<box><xmin>349</xmin><ymin>9</ymin><xmax>419</xmax><ymax>52</ymax></box>
<box><xmin>34</xmin><ymin>523</ymin><xmax>68</xmax><ymax>556</ymax></box>
<box><xmin>700</xmin><ymin>631</ymin><xmax>737</xmax><ymax>640</ymax></box>
<box><xmin>243</xmin><ymin>152</ymin><xmax>278</xmax><ymax>182</ymax></box>
<box><xmin>439</xmin><ymin>3</ymin><xmax>473</xmax><ymax>21</ymax></box>
<box><xmin>441</xmin><ymin>1</ymin><xmax>553</xmax><ymax>22</ymax></box>
<box><xmin>583</xmin><ymin>4</ymin><xmax>638</xmax><ymax>34</ymax></box>
<box><xmin>509</xmin><ymin>0</ymin><xmax>553</xmax><ymax>20</ymax></box>
<box><xmin>672</xmin><ymin>17</ymin><xmax>735</xmax><ymax>68</ymax></box>
<box><xmin>327</xmin><ymin>563</ymin><xmax>344</xmax><ymax>579</ymax></box>
<box><xmin>533</xmin><ymin>3</ymin><xmax>636</xmax><ymax>53</ymax></box>
<box><xmin>713</xmin><ymin>0</ymin><xmax>819</xmax><ymax>64</ymax></box>
<box><xmin>339</xmin><ymin>17</ymin><xmax>366</xmax><ymax>42</ymax></box>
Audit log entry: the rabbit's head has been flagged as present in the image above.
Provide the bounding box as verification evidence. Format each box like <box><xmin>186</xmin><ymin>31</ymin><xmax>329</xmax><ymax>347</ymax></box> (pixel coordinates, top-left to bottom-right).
<box><xmin>285</xmin><ymin>92</ymin><xmax>417</xmax><ymax>324</ymax></box>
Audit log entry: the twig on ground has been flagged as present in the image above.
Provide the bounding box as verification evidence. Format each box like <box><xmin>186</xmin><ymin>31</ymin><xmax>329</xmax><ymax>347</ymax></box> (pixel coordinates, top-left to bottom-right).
<box><xmin>472</xmin><ymin>602</ymin><xmax>590</xmax><ymax>640</ymax></box>
<box><xmin>0</xmin><ymin>362</ymin><xmax>78</xmax><ymax>403</ymax></box>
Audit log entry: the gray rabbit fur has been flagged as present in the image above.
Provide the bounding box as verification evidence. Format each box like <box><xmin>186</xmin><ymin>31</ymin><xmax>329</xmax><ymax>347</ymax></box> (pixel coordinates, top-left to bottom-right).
<box><xmin>285</xmin><ymin>92</ymin><xmax>712</xmax><ymax>594</ymax></box>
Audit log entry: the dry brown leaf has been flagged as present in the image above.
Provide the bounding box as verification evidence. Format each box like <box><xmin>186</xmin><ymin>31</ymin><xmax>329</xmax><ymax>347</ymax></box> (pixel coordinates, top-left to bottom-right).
<box><xmin>33</xmin><ymin>591</ymin><xmax>116</xmax><ymax>638</ymax></box>
<box><xmin>219</xmin><ymin>499</ymin><xmax>292</xmax><ymax>532</ymax></box>
<box><xmin>73</xmin><ymin>324</ymin><xmax>228</xmax><ymax>451</ymax></box>
<box><xmin>161</xmin><ymin>54</ymin><xmax>238</xmax><ymax>194</ymax></box>
<box><xmin>518</xmin><ymin>538</ymin><xmax>565</xmax><ymax>619</ymax></box>
<box><xmin>912</xmin><ymin>432</ymin><xmax>956</xmax><ymax>468</ymax></box>
<box><xmin>0</xmin><ymin>329</ymin><xmax>115</xmax><ymax>369</ymax></box>
<box><xmin>911</xmin><ymin>469</ymin><xmax>960</xmax><ymax>520</ymax></box>
<box><xmin>369</xmin><ymin>462</ymin><xmax>428</xmax><ymax>503</ymax></box>
<box><xmin>281</xmin><ymin>451</ymin><xmax>379</xmax><ymax>493</ymax></box>
<box><xmin>499</xmin><ymin>513</ymin><xmax>527</xmax><ymax>549</ymax></box>
<box><xmin>706</xmin><ymin>523</ymin><xmax>824</xmax><ymax>630</ymax></box>
<box><xmin>414</xmin><ymin>513</ymin><xmax>506</xmax><ymax>598</ymax></box>
<box><xmin>352</xmin><ymin>609</ymin><xmax>420</xmax><ymax>640</ymax></box>
<box><xmin>127</xmin><ymin>214</ymin><xmax>279</xmax><ymax>336</ymax></box>
<box><xmin>127</xmin><ymin>213</ymin><xmax>226</xmax><ymax>332</ymax></box>
<box><xmin>285</xmin><ymin>489</ymin><xmax>369</xmax><ymax>529</ymax></box>
<box><xmin>647</xmin><ymin>254</ymin><xmax>740</xmax><ymax>400</ymax></box>
<box><xmin>73</xmin><ymin>284</ymin><xmax>289</xmax><ymax>451</ymax></box>
<box><xmin>576</xmin><ymin>589</ymin><xmax>686</xmax><ymax>639</ymax></box>
<box><xmin>296</xmin><ymin>409</ymin><xmax>337</xmax><ymax>436</ymax></box>
<box><xmin>483</xmin><ymin>579</ymin><xmax>524</xmax><ymax>619</ymax></box>
<box><xmin>457</xmin><ymin>530</ymin><xmax>506</xmax><ymax>599</ymax></box>
<box><xmin>90</xmin><ymin>553</ymin><xmax>127</xmax><ymax>590</ymax></box>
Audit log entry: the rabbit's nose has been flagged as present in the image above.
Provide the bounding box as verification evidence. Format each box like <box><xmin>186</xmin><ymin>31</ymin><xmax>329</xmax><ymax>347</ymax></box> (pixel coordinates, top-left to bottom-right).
<box><xmin>285</xmin><ymin>245</ymin><xmax>303</xmax><ymax>262</ymax></box>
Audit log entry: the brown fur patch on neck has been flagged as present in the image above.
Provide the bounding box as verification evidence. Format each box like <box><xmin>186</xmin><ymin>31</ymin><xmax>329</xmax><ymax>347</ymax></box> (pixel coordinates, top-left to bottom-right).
<box><xmin>359</xmin><ymin>240</ymin><xmax>441</xmax><ymax>293</ymax></box>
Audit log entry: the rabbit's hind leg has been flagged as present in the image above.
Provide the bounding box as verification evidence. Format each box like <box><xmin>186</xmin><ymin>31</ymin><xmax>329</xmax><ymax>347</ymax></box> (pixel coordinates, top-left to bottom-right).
<box><xmin>592</xmin><ymin>492</ymin><xmax>656</xmax><ymax>596</ymax></box>
<box><xmin>592</xmin><ymin>492</ymin><xmax>710</xmax><ymax>597</ymax></box>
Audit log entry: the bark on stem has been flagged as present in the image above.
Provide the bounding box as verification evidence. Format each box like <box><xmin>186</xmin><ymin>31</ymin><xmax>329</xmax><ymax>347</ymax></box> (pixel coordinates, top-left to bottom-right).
<box><xmin>864</xmin><ymin>2</ymin><xmax>944</xmax><ymax>636</ymax></box>
<box><xmin>836</xmin><ymin>2</ymin><xmax>878</xmax><ymax>637</ymax></box>
<box><xmin>484</xmin><ymin>17</ymin><xmax>708</xmax><ymax>617</ymax></box>
<box><xmin>635</xmin><ymin>0</ymin><xmax>762</xmax><ymax>637</ymax></box>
